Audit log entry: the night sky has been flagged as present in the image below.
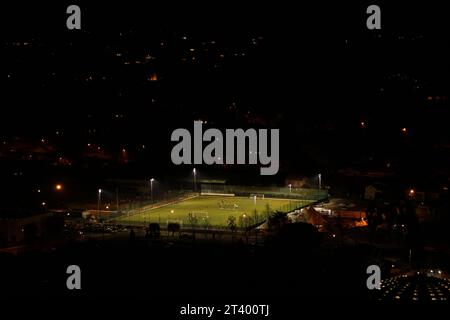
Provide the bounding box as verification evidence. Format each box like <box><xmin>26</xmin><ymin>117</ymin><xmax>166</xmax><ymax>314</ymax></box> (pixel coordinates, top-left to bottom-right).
<box><xmin>1</xmin><ymin>2</ymin><xmax>450</xmax><ymax>207</ymax></box>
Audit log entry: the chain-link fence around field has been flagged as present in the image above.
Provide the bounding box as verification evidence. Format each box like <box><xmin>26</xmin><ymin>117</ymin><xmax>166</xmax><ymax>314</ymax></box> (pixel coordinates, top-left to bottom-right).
<box><xmin>200</xmin><ymin>184</ymin><xmax>328</xmax><ymax>202</ymax></box>
<box><xmin>110</xmin><ymin>185</ymin><xmax>328</xmax><ymax>230</ymax></box>
<box><xmin>117</xmin><ymin>197</ymin><xmax>320</xmax><ymax>231</ymax></box>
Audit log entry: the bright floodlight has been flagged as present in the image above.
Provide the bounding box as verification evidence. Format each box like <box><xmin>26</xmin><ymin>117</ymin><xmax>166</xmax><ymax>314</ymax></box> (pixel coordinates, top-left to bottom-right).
<box><xmin>150</xmin><ymin>178</ymin><xmax>155</xmax><ymax>182</ymax></box>
<box><xmin>98</xmin><ymin>189</ymin><xmax>102</xmax><ymax>194</ymax></box>
<box><xmin>193</xmin><ymin>168</ymin><xmax>196</xmax><ymax>174</ymax></box>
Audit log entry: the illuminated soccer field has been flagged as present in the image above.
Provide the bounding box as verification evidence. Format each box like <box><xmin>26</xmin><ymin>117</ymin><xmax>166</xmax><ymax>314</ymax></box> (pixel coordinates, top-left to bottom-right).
<box><xmin>116</xmin><ymin>195</ymin><xmax>313</xmax><ymax>228</ymax></box>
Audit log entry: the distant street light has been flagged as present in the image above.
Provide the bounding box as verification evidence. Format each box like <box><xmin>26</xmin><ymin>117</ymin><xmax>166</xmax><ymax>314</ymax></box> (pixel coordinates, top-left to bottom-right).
<box><xmin>288</xmin><ymin>184</ymin><xmax>292</xmax><ymax>194</ymax></box>
<box><xmin>55</xmin><ymin>184</ymin><xmax>63</xmax><ymax>191</ymax></box>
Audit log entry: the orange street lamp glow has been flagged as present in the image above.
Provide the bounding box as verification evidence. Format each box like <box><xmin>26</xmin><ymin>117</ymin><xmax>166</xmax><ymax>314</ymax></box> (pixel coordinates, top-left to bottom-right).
<box><xmin>55</xmin><ymin>184</ymin><xmax>63</xmax><ymax>191</ymax></box>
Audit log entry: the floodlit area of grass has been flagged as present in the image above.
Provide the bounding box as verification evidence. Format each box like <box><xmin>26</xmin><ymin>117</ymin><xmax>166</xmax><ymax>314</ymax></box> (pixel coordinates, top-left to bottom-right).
<box><xmin>116</xmin><ymin>195</ymin><xmax>314</xmax><ymax>228</ymax></box>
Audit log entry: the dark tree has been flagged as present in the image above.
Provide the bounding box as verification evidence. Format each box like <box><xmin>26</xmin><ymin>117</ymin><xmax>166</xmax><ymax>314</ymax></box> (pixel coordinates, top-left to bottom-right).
<box><xmin>167</xmin><ymin>223</ymin><xmax>180</xmax><ymax>237</ymax></box>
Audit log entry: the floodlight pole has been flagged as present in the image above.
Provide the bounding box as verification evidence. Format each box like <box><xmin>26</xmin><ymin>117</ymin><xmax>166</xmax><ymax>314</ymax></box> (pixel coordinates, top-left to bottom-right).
<box><xmin>98</xmin><ymin>189</ymin><xmax>103</xmax><ymax>240</ymax></box>
<box><xmin>150</xmin><ymin>178</ymin><xmax>154</xmax><ymax>204</ymax></box>
<box><xmin>193</xmin><ymin>168</ymin><xmax>197</xmax><ymax>193</ymax></box>
<box><xmin>116</xmin><ymin>188</ymin><xmax>119</xmax><ymax>212</ymax></box>
<box><xmin>98</xmin><ymin>189</ymin><xmax>102</xmax><ymax>217</ymax></box>
<box><xmin>318</xmin><ymin>174</ymin><xmax>322</xmax><ymax>190</ymax></box>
